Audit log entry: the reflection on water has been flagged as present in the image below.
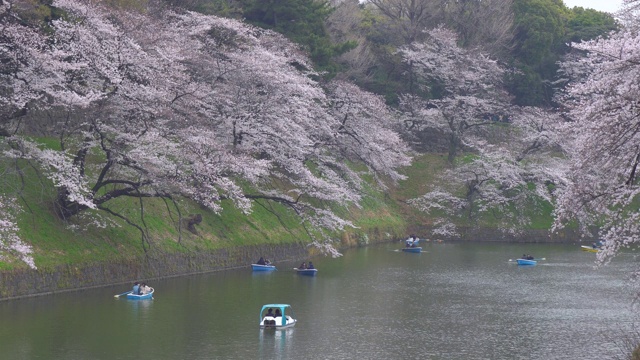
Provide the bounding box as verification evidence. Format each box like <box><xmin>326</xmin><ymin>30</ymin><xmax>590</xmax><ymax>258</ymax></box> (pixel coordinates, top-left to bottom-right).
<box><xmin>124</xmin><ymin>298</ymin><xmax>154</xmax><ymax>321</ymax></box>
<box><xmin>259</xmin><ymin>328</ymin><xmax>294</xmax><ymax>359</ymax></box>
<box><xmin>0</xmin><ymin>242</ymin><xmax>638</xmax><ymax>360</ymax></box>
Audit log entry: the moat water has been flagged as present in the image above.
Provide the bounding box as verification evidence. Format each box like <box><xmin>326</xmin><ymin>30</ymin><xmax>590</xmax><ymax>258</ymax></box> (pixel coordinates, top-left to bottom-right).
<box><xmin>1</xmin><ymin>242</ymin><xmax>637</xmax><ymax>359</ymax></box>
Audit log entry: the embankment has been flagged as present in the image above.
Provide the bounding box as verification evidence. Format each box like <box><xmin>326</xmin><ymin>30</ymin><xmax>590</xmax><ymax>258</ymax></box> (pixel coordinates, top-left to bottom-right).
<box><xmin>0</xmin><ymin>228</ymin><xmax>398</xmax><ymax>300</ymax></box>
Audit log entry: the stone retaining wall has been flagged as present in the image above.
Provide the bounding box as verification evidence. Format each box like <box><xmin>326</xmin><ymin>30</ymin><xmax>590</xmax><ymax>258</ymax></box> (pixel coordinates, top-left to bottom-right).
<box><xmin>0</xmin><ymin>243</ymin><xmax>309</xmax><ymax>300</ymax></box>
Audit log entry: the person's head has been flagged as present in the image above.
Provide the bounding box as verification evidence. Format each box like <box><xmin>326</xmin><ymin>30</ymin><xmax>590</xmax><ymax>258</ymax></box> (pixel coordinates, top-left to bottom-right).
<box><xmin>134</xmin><ymin>281</ymin><xmax>139</xmax><ymax>285</ymax></box>
<box><xmin>267</xmin><ymin>308</ymin><xmax>273</xmax><ymax>313</ymax></box>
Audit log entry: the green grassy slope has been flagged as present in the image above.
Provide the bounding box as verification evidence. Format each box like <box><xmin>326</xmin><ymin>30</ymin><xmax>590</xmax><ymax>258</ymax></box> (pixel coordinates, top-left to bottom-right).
<box><xmin>1</xmin><ymin>161</ymin><xmax>408</xmax><ymax>271</ymax></box>
<box><xmin>1</xmin><ymin>152</ymin><xmax>556</xmax><ymax>271</ymax></box>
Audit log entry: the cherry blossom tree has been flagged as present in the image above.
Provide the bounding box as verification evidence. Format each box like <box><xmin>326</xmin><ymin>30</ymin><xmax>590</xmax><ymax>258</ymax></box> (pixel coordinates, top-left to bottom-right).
<box><xmin>0</xmin><ymin>0</ymin><xmax>411</xmax><ymax>261</ymax></box>
<box><xmin>1</xmin><ymin>1</ymin><xmax>87</xmax><ymax>136</ymax></box>
<box><xmin>325</xmin><ymin>80</ymin><xmax>411</xmax><ymax>186</ymax></box>
<box><xmin>409</xmin><ymin>107</ymin><xmax>566</xmax><ymax>237</ymax></box>
<box><xmin>0</xmin><ymin>195</ymin><xmax>36</xmax><ymax>269</ymax></box>
<box><xmin>398</xmin><ymin>26</ymin><xmax>511</xmax><ymax>163</ymax></box>
<box><xmin>398</xmin><ymin>27</ymin><xmax>565</xmax><ymax>237</ymax></box>
<box><xmin>0</xmin><ymin>0</ymin><xmax>64</xmax><ymax>269</ymax></box>
<box><xmin>554</xmin><ymin>0</ymin><xmax>640</xmax><ymax>263</ymax></box>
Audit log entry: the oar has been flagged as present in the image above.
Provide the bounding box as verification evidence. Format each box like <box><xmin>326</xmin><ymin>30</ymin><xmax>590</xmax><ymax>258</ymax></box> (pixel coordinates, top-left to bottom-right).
<box><xmin>114</xmin><ymin>290</ymin><xmax>132</xmax><ymax>298</ymax></box>
<box><xmin>509</xmin><ymin>258</ymin><xmax>546</xmax><ymax>262</ymax></box>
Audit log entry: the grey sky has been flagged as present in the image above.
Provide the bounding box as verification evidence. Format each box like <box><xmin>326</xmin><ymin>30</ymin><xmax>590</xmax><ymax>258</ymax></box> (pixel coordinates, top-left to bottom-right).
<box><xmin>563</xmin><ymin>0</ymin><xmax>623</xmax><ymax>13</ymax></box>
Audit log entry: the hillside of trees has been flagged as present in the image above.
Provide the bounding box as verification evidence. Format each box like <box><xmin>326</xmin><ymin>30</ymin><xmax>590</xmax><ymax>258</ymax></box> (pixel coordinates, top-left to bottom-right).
<box><xmin>2</xmin><ymin>0</ymin><xmax>639</xmax><ymax>280</ymax></box>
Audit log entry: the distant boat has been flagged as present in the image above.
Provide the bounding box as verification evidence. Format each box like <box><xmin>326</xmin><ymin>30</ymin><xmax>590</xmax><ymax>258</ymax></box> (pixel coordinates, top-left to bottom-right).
<box><xmin>126</xmin><ymin>287</ymin><xmax>154</xmax><ymax>300</ymax></box>
<box><xmin>516</xmin><ymin>259</ymin><xmax>537</xmax><ymax>266</ymax></box>
<box><xmin>293</xmin><ymin>268</ymin><xmax>318</xmax><ymax>276</ymax></box>
<box><xmin>401</xmin><ymin>247</ymin><xmax>422</xmax><ymax>253</ymax></box>
<box><xmin>252</xmin><ymin>263</ymin><xmax>276</xmax><ymax>271</ymax></box>
<box><xmin>580</xmin><ymin>245</ymin><xmax>599</xmax><ymax>253</ymax></box>
<box><xmin>260</xmin><ymin>304</ymin><xmax>297</xmax><ymax>329</ymax></box>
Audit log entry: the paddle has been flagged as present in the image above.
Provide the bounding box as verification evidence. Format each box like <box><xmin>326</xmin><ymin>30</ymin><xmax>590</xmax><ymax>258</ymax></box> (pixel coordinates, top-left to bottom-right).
<box><xmin>114</xmin><ymin>290</ymin><xmax>132</xmax><ymax>298</ymax></box>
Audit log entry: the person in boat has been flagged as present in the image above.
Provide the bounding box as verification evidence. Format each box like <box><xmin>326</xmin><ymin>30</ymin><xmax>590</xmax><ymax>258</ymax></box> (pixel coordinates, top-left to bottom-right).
<box><xmin>141</xmin><ymin>283</ymin><xmax>151</xmax><ymax>295</ymax></box>
<box><xmin>256</xmin><ymin>257</ymin><xmax>266</xmax><ymax>265</ymax></box>
<box><xmin>299</xmin><ymin>262</ymin><xmax>307</xmax><ymax>269</ymax></box>
<box><xmin>275</xmin><ymin>308</ymin><xmax>282</xmax><ymax>317</ymax></box>
<box><xmin>266</xmin><ymin>308</ymin><xmax>274</xmax><ymax>318</ymax></box>
<box><xmin>132</xmin><ymin>281</ymin><xmax>141</xmax><ymax>295</ymax></box>
<box><xmin>265</xmin><ymin>258</ymin><xmax>271</xmax><ymax>265</ymax></box>
<box><xmin>307</xmin><ymin>262</ymin><xmax>315</xmax><ymax>269</ymax></box>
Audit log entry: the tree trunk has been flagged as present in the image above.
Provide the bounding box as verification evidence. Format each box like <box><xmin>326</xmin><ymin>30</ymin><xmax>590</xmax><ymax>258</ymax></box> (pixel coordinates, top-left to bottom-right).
<box><xmin>54</xmin><ymin>188</ymin><xmax>88</xmax><ymax>220</ymax></box>
<box><xmin>448</xmin><ymin>132</ymin><xmax>459</xmax><ymax>163</ymax></box>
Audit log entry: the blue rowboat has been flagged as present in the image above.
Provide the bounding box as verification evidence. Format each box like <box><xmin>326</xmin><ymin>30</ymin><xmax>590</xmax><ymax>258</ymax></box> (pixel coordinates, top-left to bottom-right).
<box><xmin>252</xmin><ymin>264</ymin><xmax>276</xmax><ymax>271</ymax></box>
<box><xmin>294</xmin><ymin>268</ymin><xmax>317</xmax><ymax>276</ymax></box>
<box><xmin>516</xmin><ymin>259</ymin><xmax>537</xmax><ymax>266</ymax></box>
<box><xmin>127</xmin><ymin>287</ymin><xmax>154</xmax><ymax>300</ymax></box>
<box><xmin>401</xmin><ymin>247</ymin><xmax>422</xmax><ymax>253</ymax></box>
<box><xmin>260</xmin><ymin>304</ymin><xmax>297</xmax><ymax>329</ymax></box>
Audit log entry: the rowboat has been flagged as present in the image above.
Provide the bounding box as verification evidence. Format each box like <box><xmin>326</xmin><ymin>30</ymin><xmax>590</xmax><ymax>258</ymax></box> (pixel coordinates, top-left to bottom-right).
<box><xmin>580</xmin><ymin>245</ymin><xmax>599</xmax><ymax>253</ymax></box>
<box><xmin>401</xmin><ymin>247</ymin><xmax>422</xmax><ymax>253</ymax></box>
<box><xmin>294</xmin><ymin>268</ymin><xmax>318</xmax><ymax>276</ymax></box>
<box><xmin>516</xmin><ymin>259</ymin><xmax>537</xmax><ymax>266</ymax></box>
<box><xmin>127</xmin><ymin>287</ymin><xmax>154</xmax><ymax>300</ymax></box>
<box><xmin>252</xmin><ymin>263</ymin><xmax>276</xmax><ymax>271</ymax></box>
<box><xmin>260</xmin><ymin>304</ymin><xmax>297</xmax><ymax>329</ymax></box>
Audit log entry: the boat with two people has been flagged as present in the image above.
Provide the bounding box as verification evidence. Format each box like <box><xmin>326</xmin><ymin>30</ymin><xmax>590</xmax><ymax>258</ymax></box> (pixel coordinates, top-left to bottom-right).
<box><xmin>126</xmin><ymin>287</ymin><xmax>154</xmax><ymax>300</ymax></box>
<box><xmin>516</xmin><ymin>254</ymin><xmax>536</xmax><ymax>266</ymax></box>
<box><xmin>581</xmin><ymin>240</ymin><xmax>605</xmax><ymax>253</ymax></box>
<box><xmin>114</xmin><ymin>281</ymin><xmax>155</xmax><ymax>300</ymax></box>
<box><xmin>259</xmin><ymin>304</ymin><xmax>297</xmax><ymax>329</ymax></box>
<box><xmin>252</xmin><ymin>257</ymin><xmax>276</xmax><ymax>271</ymax></box>
<box><xmin>294</xmin><ymin>261</ymin><xmax>317</xmax><ymax>276</ymax></box>
<box><xmin>402</xmin><ymin>235</ymin><xmax>422</xmax><ymax>253</ymax></box>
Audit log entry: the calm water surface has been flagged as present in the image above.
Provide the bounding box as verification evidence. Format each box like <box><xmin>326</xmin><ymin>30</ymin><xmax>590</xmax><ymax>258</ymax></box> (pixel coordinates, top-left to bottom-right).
<box><xmin>1</xmin><ymin>242</ymin><xmax>638</xmax><ymax>360</ymax></box>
